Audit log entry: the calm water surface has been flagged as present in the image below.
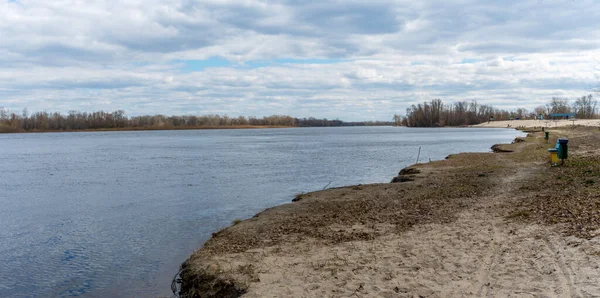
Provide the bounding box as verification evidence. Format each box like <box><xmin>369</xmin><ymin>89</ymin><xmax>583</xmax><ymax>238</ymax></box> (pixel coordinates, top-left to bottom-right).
<box><xmin>0</xmin><ymin>127</ymin><xmax>525</xmax><ymax>297</ymax></box>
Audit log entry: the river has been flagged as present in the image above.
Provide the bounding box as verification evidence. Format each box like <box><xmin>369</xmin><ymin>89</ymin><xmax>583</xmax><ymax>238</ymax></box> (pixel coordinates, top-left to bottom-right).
<box><xmin>0</xmin><ymin>127</ymin><xmax>525</xmax><ymax>297</ymax></box>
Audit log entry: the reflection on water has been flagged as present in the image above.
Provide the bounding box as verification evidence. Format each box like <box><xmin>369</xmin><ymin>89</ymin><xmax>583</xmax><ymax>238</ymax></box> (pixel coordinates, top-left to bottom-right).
<box><xmin>0</xmin><ymin>127</ymin><xmax>525</xmax><ymax>297</ymax></box>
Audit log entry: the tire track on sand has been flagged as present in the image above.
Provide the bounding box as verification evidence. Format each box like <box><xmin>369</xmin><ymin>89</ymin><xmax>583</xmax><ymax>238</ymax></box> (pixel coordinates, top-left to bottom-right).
<box><xmin>543</xmin><ymin>235</ymin><xmax>582</xmax><ymax>298</ymax></box>
<box><xmin>474</xmin><ymin>165</ymin><xmax>532</xmax><ymax>297</ymax></box>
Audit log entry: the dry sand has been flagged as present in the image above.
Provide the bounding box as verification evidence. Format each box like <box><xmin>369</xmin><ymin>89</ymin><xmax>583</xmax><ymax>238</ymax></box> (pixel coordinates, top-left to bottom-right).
<box><xmin>234</xmin><ymin>210</ymin><xmax>600</xmax><ymax>297</ymax></box>
<box><xmin>179</xmin><ymin>127</ymin><xmax>600</xmax><ymax>298</ymax></box>
<box><xmin>475</xmin><ymin>119</ymin><xmax>600</xmax><ymax>128</ymax></box>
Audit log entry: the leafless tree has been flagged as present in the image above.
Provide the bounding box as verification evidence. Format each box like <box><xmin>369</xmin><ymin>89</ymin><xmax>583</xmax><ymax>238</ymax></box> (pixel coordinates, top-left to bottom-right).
<box><xmin>549</xmin><ymin>97</ymin><xmax>571</xmax><ymax>114</ymax></box>
<box><xmin>573</xmin><ymin>94</ymin><xmax>597</xmax><ymax>119</ymax></box>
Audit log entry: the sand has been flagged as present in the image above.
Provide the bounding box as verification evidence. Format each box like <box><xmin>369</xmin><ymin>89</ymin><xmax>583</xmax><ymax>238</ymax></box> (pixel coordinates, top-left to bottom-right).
<box><xmin>475</xmin><ymin>119</ymin><xmax>600</xmax><ymax>128</ymax></box>
<box><xmin>179</xmin><ymin>127</ymin><xmax>600</xmax><ymax>298</ymax></box>
<box><xmin>234</xmin><ymin>212</ymin><xmax>600</xmax><ymax>297</ymax></box>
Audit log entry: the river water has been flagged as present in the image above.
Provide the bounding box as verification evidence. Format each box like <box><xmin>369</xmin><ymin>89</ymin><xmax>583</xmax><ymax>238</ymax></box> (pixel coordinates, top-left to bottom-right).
<box><xmin>0</xmin><ymin>127</ymin><xmax>525</xmax><ymax>297</ymax></box>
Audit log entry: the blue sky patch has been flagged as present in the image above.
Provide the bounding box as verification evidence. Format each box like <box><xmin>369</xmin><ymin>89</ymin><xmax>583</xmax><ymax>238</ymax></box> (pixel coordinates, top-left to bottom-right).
<box><xmin>176</xmin><ymin>57</ymin><xmax>346</xmax><ymax>72</ymax></box>
<box><xmin>273</xmin><ymin>58</ymin><xmax>345</xmax><ymax>65</ymax></box>
<box><xmin>460</xmin><ymin>58</ymin><xmax>482</xmax><ymax>64</ymax></box>
<box><xmin>176</xmin><ymin>57</ymin><xmax>232</xmax><ymax>72</ymax></box>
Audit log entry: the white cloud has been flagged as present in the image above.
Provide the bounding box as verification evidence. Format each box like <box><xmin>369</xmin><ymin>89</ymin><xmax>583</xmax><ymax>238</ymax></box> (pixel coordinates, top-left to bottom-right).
<box><xmin>0</xmin><ymin>0</ymin><xmax>599</xmax><ymax>120</ymax></box>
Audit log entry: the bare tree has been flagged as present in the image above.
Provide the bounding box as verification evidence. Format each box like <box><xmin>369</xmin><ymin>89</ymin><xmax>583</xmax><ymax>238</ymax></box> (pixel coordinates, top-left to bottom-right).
<box><xmin>549</xmin><ymin>97</ymin><xmax>571</xmax><ymax>114</ymax></box>
<box><xmin>573</xmin><ymin>94</ymin><xmax>597</xmax><ymax>119</ymax></box>
<box><xmin>0</xmin><ymin>109</ymin><xmax>391</xmax><ymax>132</ymax></box>
<box><xmin>534</xmin><ymin>106</ymin><xmax>545</xmax><ymax>117</ymax></box>
<box><xmin>515</xmin><ymin>108</ymin><xmax>529</xmax><ymax>119</ymax></box>
<box><xmin>403</xmin><ymin>99</ymin><xmax>527</xmax><ymax>127</ymax></box>
<box><xmin>393</xmin><ymin>114</ymin><xmax>402</xmax><ymax>126</ymax></box>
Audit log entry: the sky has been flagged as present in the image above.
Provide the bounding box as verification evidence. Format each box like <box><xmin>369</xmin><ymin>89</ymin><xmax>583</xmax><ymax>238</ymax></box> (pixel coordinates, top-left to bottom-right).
<box><xmin>1</xmin><ymin>0</ymin><xmax>599</xmax><ymax>121</ymax></box>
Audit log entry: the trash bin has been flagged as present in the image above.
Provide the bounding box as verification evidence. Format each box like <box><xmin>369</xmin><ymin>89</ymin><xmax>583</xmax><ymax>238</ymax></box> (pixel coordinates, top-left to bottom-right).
<box><xmin>544</xmin><ymin>132</ymin><xmax>549</xmax><ymax>141</ymax></box>
<box><xmin>557</xmin><ymin>138</ymin><xmax>569</xmax><ymax>160</ymax></box>
<box><xmin>548</xmin><ymin>148</ymin><xmax>559</xmax><ymax>164</ymax></box>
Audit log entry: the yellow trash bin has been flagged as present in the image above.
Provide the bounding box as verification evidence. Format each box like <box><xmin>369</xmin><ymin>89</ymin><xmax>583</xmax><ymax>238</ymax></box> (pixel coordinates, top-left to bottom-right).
<box><xmin>548</xmin><ymin>148</ymin><xmax>559</xmax><ymax>164</ymax></box>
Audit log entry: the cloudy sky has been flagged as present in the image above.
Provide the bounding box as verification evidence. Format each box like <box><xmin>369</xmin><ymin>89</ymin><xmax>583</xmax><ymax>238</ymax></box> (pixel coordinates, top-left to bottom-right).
<box><xmin>1</xmin><ymin>0</ymin><xmax>599</xmax><ymax>120</ymax></box>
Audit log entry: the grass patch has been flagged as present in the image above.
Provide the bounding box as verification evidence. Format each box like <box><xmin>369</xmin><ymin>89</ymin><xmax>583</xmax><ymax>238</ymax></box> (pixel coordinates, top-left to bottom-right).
<box><xmin>292</xmin><ymin>193</ymin><xmax>304</xmax><ymax>202</ymax></box>
<box><xmin>508</xmin><ymin>129</ymin><xmax>600</xmax><ymax>238</ymax></box>
<box><xmin>178</xmin><ymin>262</ymin><xmax>247</xmax><ymax>298</ymax></box>
<box><xmin>507</xmin><ymin>210</ymin><xmax>531</xmax><ymax>219</ymax></box>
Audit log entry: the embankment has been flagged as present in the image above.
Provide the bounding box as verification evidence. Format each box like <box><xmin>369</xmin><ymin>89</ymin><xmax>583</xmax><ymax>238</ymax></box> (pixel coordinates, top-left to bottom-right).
<box><xmin>177</xmin><ymin>126</ymin><xmax>600</xmax><ymax>297</ymax></box>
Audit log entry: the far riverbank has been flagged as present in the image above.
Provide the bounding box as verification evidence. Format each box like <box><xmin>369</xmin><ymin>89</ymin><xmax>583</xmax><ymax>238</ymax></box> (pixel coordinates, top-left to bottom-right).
<box><xmin>0</xmin><ymin>125</ymin><xmax>295</xmax><ymax>134</ymax></box>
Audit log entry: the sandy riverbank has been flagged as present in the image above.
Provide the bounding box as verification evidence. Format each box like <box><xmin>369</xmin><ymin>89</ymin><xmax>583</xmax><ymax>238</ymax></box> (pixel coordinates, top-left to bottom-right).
<box><xmin>177</xmin><ymin>126</ymin><xmax>600</xmax><ymax>297</ymax></box>
<box><xmin>474</xmin><ymin>119</ymin><xmax>600</xmax><ymax>128</ymax></box>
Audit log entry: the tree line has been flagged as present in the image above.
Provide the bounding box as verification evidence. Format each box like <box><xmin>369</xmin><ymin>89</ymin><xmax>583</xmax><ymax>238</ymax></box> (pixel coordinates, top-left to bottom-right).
<box><xmin>397</xmin><ymin>99</ymin><xmax>519</xmax><ymax>127</ymax></box>
<box><xmin>295</xmin><ymin>117</ymin><xmax>392</xmax><ymax>127</ymax></box>
<box><xmin>0</xmin><ymin>109</ymin><xmax>391</xmax><ymax>133</ymax></box>
<box><xmin>532</xmin><ymin>95</ymin><xmax>597</xmax><ymax>119</ymax></box>
<box><xmin>397</xmin><ymin>94</ymin><xmax>597</xmax><ymax>127</ymax></box>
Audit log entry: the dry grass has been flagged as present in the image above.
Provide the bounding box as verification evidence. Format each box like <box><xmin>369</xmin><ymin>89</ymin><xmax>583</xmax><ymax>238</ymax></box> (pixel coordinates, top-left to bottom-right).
<box><xmin>292</xmin><ymin>193</ymin><xmax>304</xmax><ymax>202</ymax></box>
<box><xmin>178</xmin><ymin>263</ymin><xmax>247</xmax><ymax>298</ymax></box>
<box><xmin>200</xmin><ymin>160</ymin><xmax>506</xmax><ymax>256</ymax></box>
<box><xmin>506</xmin><ymin>127</ymin><xmax>600</xmax><ymax>238</ymax></box>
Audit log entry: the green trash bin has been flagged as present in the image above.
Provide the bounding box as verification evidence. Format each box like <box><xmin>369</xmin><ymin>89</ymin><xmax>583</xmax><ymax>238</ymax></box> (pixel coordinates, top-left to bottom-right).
<box><xmin>557</xmin><ymin>138</ymin><xmax>569</xmax><ymax>159</ymax></box>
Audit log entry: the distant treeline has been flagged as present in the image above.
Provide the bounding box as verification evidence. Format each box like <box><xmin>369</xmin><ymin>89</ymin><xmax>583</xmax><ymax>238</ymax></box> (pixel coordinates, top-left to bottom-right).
<box><xmin>295</xmin><ymin>117</ymin><xmax>392</xmax><ymax>127</ymax></box>
<box><xmin>397</xmin><ymin>95</ymin><xmax>597</xmax><ymax>127</ymax></box>
<box><xmin>0</xmin><ymin>109</ymin><xmax>391</xmax><ymax>133</ymax></box>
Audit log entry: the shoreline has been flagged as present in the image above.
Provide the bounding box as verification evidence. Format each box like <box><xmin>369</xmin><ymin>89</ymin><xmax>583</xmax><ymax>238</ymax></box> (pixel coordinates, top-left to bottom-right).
<box><xmin>176</xmin><ymin>129</ymin><xmax>531</xmax><ymax>297</ymax></box>
<box><xmin>0</xmin><ymin>125</ymin><xmax>403</xmax><ymax>135</ymax></box>
<box><xmin>176</xmin><ymin>126</ymin><xmax>600</xmax><ymax>297</ymax></box>
<box><xmin>0</xmin><ymin>125</ymin><xmax>531</xmax><ymax>135</ymax></box>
